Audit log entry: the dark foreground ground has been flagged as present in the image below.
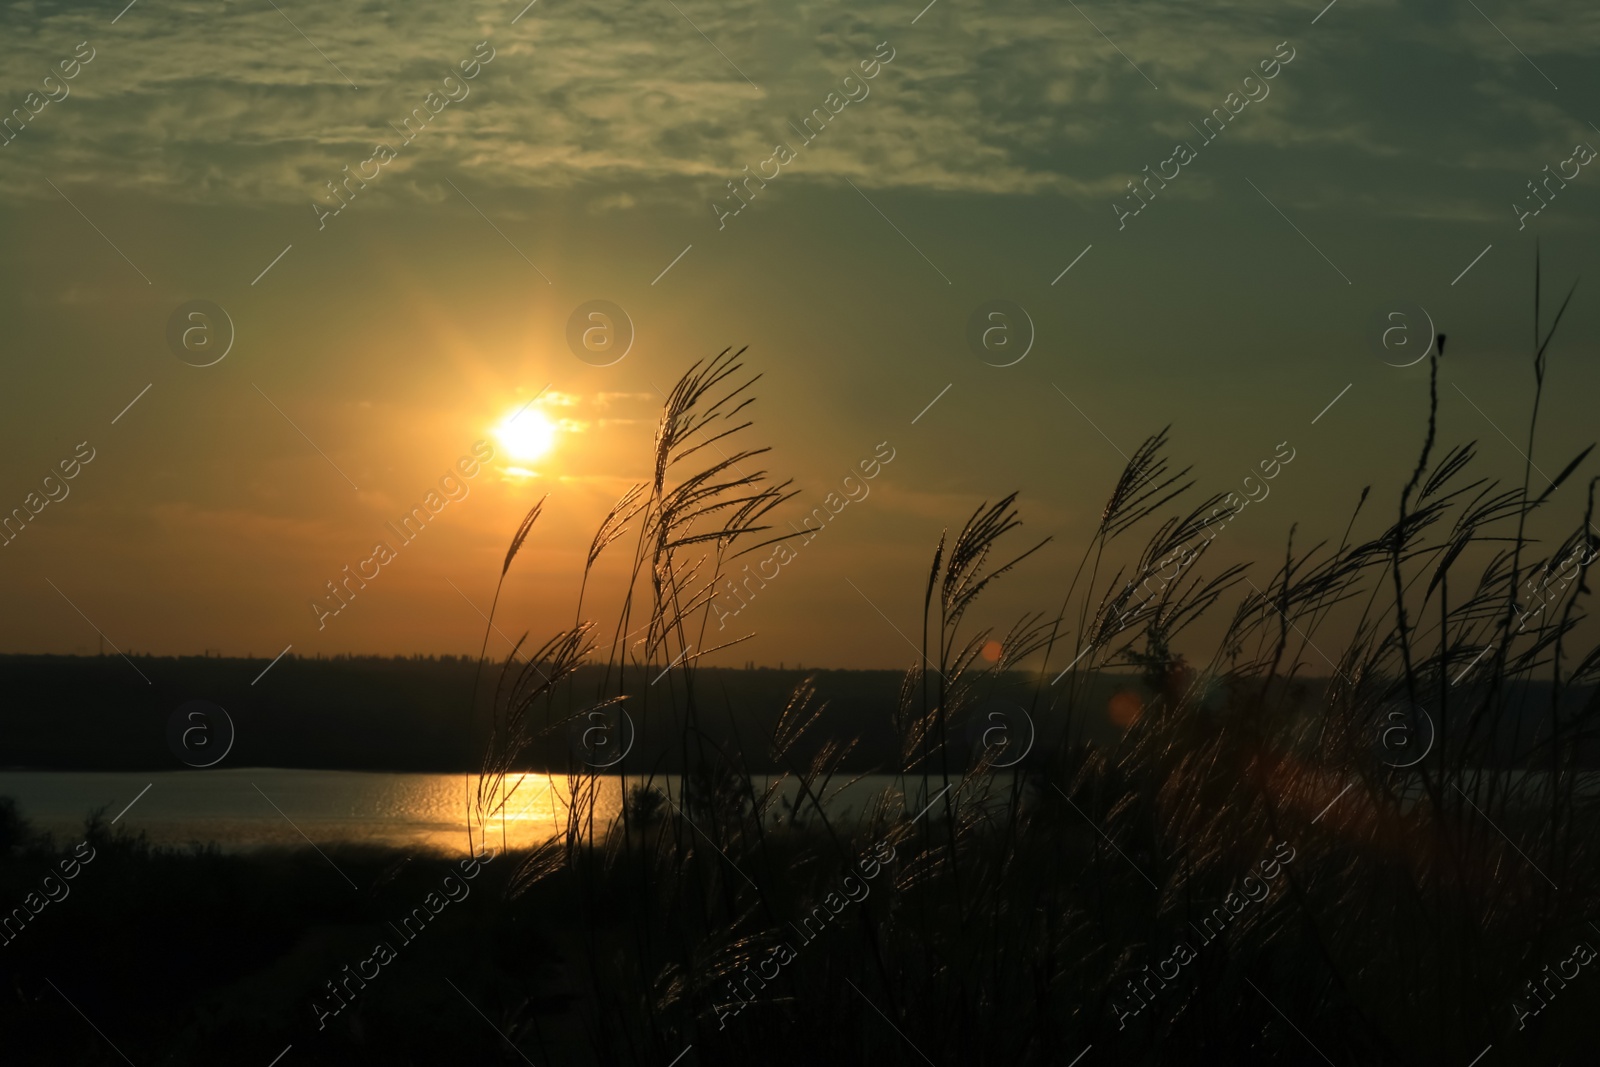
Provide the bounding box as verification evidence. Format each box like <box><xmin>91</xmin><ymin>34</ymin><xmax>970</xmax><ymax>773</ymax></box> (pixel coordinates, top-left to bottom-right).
<box><xmin>1</xmin><ymin>777</ymin><xmax>1596</xmax><ymax>1067</ymax></box>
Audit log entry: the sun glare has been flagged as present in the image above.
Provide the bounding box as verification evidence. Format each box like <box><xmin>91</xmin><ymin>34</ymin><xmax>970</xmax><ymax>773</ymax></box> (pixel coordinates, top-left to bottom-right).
<box><xmin>495</xmin><ymin>407</ymin><xmax>557</xmax><ymax>463</ymax></box>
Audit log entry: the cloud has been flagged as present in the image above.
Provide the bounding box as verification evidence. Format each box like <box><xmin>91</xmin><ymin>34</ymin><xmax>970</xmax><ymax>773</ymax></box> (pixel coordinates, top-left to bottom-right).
<box><xmin>0</xmin><ymin>0</ymin><xmax>1594</xmax><ymax>218</ymax></box>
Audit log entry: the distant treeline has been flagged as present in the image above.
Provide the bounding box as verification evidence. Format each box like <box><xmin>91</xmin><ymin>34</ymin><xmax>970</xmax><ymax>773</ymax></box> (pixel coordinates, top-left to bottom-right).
<box><xmin>1</xmin><ymin>655</ymin><xmax>1589</xmax><ymax>773</ymax></box>
<box><xmin>0</xmin><ymin>655</ymin><xmax>1132</xmax><ymax>773</ymax></box>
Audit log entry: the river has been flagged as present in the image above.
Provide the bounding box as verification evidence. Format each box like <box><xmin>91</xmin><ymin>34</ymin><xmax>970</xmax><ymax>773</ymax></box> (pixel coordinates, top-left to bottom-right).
<box><xmin>0</xmin><ymin>769</ymin><xmax>970</xmax><ymax>853</ymax></box>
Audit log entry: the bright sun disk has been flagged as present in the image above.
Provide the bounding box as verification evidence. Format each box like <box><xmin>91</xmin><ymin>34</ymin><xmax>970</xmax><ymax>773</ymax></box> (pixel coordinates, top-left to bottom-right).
<box><xmin>495</xmin><ymin>407</ymin><xmax>557</xmax><ymax>462</ymax></box>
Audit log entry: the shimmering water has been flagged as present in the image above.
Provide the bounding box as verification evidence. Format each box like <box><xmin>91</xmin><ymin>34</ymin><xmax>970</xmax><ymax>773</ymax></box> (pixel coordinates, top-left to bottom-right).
<box><xmin>0</xmin><ymin>769</ymin><xmax>946</xmax><ymax>853</ymax></box>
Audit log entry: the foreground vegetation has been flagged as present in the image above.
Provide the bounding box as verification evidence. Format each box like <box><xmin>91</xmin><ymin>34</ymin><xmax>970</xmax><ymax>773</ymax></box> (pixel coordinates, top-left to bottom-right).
<box><xmin>4</xmin><ymin>266</ymin><xmax>1598</xmax><ymax>1065</ymax></box>
<box><xmin>462</xmin><ymin>264</ymin><xmax>1599</xmax><ymax>1066</ymax></box>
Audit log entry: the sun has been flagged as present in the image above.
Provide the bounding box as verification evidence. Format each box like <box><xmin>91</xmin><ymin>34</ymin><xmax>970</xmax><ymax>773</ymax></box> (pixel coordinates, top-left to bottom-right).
<box><xmin>494</xmin><ymin>406</ymin><xmax>558</xmax><ymax>463</ymax></box>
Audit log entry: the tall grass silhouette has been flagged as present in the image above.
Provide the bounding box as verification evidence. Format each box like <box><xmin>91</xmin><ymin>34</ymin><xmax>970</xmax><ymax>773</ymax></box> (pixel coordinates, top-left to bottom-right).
<box><xmin>466</xmin><ymin>267</ymin><xmax>1600</xmax><ymax>1065</ymax></box>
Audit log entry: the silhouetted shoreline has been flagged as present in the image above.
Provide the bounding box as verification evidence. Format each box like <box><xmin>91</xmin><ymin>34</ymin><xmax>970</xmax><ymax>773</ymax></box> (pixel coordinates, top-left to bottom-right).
<box><xmin>0</xmin><ymin>654</ymin><xmax>1135</xmax><ymax>773</ymax></box>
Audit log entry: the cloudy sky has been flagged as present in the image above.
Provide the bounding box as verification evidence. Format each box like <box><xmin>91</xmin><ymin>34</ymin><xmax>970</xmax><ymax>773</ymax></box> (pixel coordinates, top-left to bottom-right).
<box><xmin>1</xmin><ymin>0</ymin><xmax>1597</xmax><ymax>669</ymax></box>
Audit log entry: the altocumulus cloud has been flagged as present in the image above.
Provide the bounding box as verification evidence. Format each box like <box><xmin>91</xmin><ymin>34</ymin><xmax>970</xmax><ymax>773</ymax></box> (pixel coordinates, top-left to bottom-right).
<box><xmin>0</xmin><ymin>0</ymin><xmax>1595</xmax><ymax>217</ymax></box>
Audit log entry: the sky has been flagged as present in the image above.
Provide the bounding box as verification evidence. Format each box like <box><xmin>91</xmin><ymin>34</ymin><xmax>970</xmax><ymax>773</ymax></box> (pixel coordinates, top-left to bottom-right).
<box><xmin>1</xmin><ymin>0</ymin><xmax>1598</xmax><ymax>670</ymax></box>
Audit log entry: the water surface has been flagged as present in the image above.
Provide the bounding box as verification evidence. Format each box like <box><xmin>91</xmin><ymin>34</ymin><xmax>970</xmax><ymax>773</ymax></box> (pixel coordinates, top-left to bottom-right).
<box><xmin>0</xmin><ymin>769</ymin><xmax>949</xmax><ymax>853</ymax></box>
